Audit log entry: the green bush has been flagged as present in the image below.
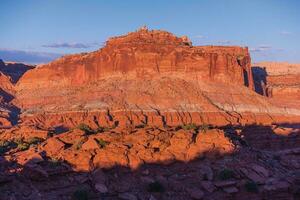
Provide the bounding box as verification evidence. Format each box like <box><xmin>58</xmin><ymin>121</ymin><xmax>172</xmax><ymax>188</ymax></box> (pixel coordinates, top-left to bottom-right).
<box><xmin>96</xmin><ymin>126</ymin><xmax>111</xmax><ymax>133</ymax></box>
<box><xmin>77</xmin><ymin>123</ymin><xmax>112</xmax><ymax>134</ymax></box>
<box><xmin>199</xmin><ymin>124</ymin><xmax>209</xmax><ymax>133</ymax></box>
<box><xmin>95</xmin><ymin>138</ymin><xmax>109</xmax><ymax>148</ymax></box>
<box><xmin>14</xmin><ymin>138</ymin><xmax>30</xmax><ymax>151</ymax></box>
<box><xmin>0</xmin><ymin>140</ymin><xmax>11</xmax><ymax>154</ymax></box>
<box><xmin>17</xmin><ymin>143</ymin><xmax>30</xmax><ymax>151</ymax></box>
<box><xmin>77</xmin><ymin>123</ymin><xmax>95</xmax><ymax>134</ymax></box>
<box><xmin>245</xmin><ymin>181</ymin><xmax>258</xmax><ymax>193</ymax></box>
<box><xmin>182</xmin><ymin>123</ymin><xmax>197</xmax><ymax>131</ymax></box>
<box><xmin>27</xmin><ymin>137</ymin><xmax>44</xmax><ymax>145</ymax></box>
<box><xmin>218</xmin><ymin>168</ymin><xmax>234</xmax><ymax>180</ymax></box>
<box><xmin>17</xmin><ymin>142</ymin><xmax>30</xmax><ymax>151</ymax></box>
<box><xmin>74</xmin><ymin>139</ymin><xmax>86</xmax><ymax>150</ymax></box>
<box><xmin>147</xmin><ymin>181</ymin><xmax>165</xmax><ymax>193</ymax></box>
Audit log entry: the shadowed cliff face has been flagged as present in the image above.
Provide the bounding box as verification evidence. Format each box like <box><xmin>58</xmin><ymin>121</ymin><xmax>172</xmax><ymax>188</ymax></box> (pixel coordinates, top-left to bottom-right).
<box><xmin>252</xmin><ymin>62</ymin><xmax>300</xmax><ymax>110</ymax></box>
<box><xmin>0</xmin><ymin>59</ymin><xmax>35</xmax><ymax>83</ymax></box>
<box><xmin>0</xmin><ymin>60</ymin><xmax>33</xmax><ymax>128</ymax></box>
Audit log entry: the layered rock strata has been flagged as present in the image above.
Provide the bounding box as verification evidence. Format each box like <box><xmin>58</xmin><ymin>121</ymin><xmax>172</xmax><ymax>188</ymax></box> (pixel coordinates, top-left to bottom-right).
<box><xmin>14</xmin><ymin>29</ymin><xmax>300</xmax><ymax>128</ymax></box>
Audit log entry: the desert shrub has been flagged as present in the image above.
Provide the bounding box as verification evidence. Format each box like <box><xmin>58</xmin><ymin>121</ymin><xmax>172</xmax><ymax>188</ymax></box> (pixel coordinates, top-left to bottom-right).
<box><xmin>77</xmin><ymin>123</ymin><xmax>112</xmax><ymax>134</ymax></box>
<box><xmin>17</xmin><ymin>142</ymin><xmax>30</xmax><ymax>151</ymax></box>
<box><xmin>95</xmin><ymin>138</ymin><xmax>109</xmax><ymax>148</ymax></box>
<box><xmin>77</xmin><ymin>123</ymin><xmax>95</xmax><ymax>134</ymax></box>
<box><xmin>72</xmin><ymin>189</ymin><xmax>88</xmax><ymax>200</ymax></box>
<box><xmin>96</xmin><ymin>126</ymin><xmax>111</xmax><ymax>133</ymax></box>
<box><xmin>0</xmin><ymin>140</ymin><xmax>11</xmax><ymax>154</ymax></box>
<box><xmin>199</xmin><ymin>123</ymin><xmax>209</xmax><ymax>133</ymax></box>
<box><xmin>181</xmin><ymin>123</ymin><xmax>197</xmax><ymax>131</ymax></box>
<box><xmin>245</xmin><ymin>181</ymin><xmax>258</xmax><ymax>193</ymax></box>
<box><xmin>147</xmin><ymin>181</ymin><xmax>165</xmax><ymax>193</ymax></box>
<box><xmin>218</xmin><ymin>168</ymin><xmax>234</xmax><ymax>180</ymax></box>
<box><xmin>27</xmin><ymin>137</ymin><xmax>44</xmax><ymax>145</ymax></box>
<box><xmin>74</xmin><ymin>139</ymin><xmax>86</xmax><ymax>150</ymax></box>
<box><xmin>13</xmin><ymin>138</ymin><xmax>30</xmax><ymax>151</ymax></box>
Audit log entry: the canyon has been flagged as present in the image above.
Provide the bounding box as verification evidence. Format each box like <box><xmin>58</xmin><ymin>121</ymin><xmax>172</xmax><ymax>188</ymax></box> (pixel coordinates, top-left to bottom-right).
<box><xmin>0</xmin><ymin>28</ymin><xmax>299</xmax><ymax>200</ymax></box>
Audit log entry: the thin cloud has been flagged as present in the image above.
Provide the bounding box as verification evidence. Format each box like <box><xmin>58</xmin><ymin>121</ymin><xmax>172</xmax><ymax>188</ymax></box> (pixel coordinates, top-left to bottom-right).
<box><xmin>250</xmin><ymin>45</ymin><xmax>272</xmax><ymax>52</ymax></box>
<box><xmin>280</xmin><ymin>30</ymin><xmax>293</xmax><ymax>36</ymax></box>
<box><xmin>0</xmin><ymin>48</ymin><xmax>62</xmax><ymax>64</ymax></box>
<box><xmin>194</xmin><ymin>35</ymin><xmax>206</xmax><ymax>39</ymax></box>
<box><xmin>250</xmin><ymin>45</ymin><xmax>285</xmax><ymax>53</ymax></box>
<box><xmin>42</xmin><ymin>42</ymin><xmax>100</xmax><ymax>49</ymax></box>
<box><xmin>217</xmin><ymin>40</ymin><xmax>232</xmax><ymax>45</ymax></box>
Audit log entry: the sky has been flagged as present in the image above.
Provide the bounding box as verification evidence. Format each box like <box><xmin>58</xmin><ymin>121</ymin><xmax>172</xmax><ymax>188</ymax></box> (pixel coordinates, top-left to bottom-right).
<box><xmin>0</xmin><ymin>0</ymin><xmax>299</xmax><ymax>64</ymax></box>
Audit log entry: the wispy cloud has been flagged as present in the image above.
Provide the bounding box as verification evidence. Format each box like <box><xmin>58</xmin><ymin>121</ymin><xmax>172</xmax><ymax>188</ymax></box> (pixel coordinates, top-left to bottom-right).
<box><xmin>42</xmin><ymin>42</ymin><xmax>100</xmax><ymax>49</ymax></box>
<box><xmin>250</xmin><ymin>45</ymin><xmax>272</xmax><ymax>52</ymax></box>
<box><xmin>280</xmin><ymin>30</ymin><xmax>293</xmax><ymax>36</ymax></box>
<box><xmin>216</xmin><ymin>40</ymin><xmax>232</xmax><ymax>45</ymax></box>
<box><xmin>0</xmin><ymin>48</ymin><xmax>62</xmax><ymax>64</ymax></box>
<box><xmin>194</xmin><ymin>35</ymin><xmax>206</xmax><ymax>39</ymax></box>
<box><xmin>250</xmin><ymin>45</ymin><xmax>285</xmax><ymax>53</ymax></box>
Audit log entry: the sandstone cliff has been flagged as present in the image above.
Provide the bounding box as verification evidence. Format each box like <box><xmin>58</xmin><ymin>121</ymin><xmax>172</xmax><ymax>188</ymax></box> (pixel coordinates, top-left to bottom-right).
<box><xmin>0</xmin><ymin>60</ymin><xmax>34</xmax><ymax>128</ymax></box>
<box><xmin>14</xmin><ymin>29</ymin><xmax>300</xmax><ymax>128</ymax></box>
<box><xmin>252</xmin><ymin>62</ymin><xmax>300</xmax><ymax>109</ymax></box>
<box><xmin>17</xmin><ymin>28</ymin><xmax>253</xmax><ymax>89</ymax></box>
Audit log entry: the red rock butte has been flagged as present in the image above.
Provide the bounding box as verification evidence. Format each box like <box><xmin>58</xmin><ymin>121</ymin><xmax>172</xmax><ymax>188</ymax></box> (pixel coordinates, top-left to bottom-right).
<box><xmin>13</xmin><ymin>28</ymin><xmax>300</xmax><ymax>129</ymax></box>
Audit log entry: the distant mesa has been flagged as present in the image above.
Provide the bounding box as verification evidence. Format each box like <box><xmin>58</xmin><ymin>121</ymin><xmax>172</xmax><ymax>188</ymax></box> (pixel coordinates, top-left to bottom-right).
<box><xmin>0</xmin><ymin>59</ymin><xmax>35</xmax><ymax>83</ymax></box>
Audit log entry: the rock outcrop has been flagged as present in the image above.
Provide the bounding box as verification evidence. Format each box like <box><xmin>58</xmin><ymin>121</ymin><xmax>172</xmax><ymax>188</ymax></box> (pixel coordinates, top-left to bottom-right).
<box><xmin>0</xmin><ymin>60</ymin><xmax>33</xmax><ymax>128</ymax></box>
<box><xmin>0</xmin><ymin>125</ymin><xmax>299</xmax><ymax>199</ymax></box>
<box><xmin>252</xmin><ymin>62</ymin><xmax>300</xmax><ymax>109</ymax></box>
<box><xmin>14</xmin><ymin>28</ymin><xmax>300</xmax><ymax>129</ymax></box>
<box><xmin>17</xmin><ymin>28</ymin><xmax>253</xmax><ymax>89</ymax></box>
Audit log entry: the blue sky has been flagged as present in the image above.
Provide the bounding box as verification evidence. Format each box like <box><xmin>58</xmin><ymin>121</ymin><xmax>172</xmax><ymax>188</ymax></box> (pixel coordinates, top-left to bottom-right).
<box><xmin>0</xmin><ymin>0</ymin><xmax>299</xmax><ymax>64</ymax></box>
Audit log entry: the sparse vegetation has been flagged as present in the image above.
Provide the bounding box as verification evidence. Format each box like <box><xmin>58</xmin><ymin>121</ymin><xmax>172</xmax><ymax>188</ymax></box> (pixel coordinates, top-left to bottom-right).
<box><xmin>14</xmin><ymin>138</ymin><xmax>30</xmax><ymax>151</ymax></box>
<box><xmin>96</xmin><ymin>126</ymin><xmax>111</xmax><ymax>133</ymax></box>
<box><xmin>181</xmin><ymin>123</ymin><xmax>197</xmax><ymax>131</ymax></box>
<box><xmin>77</xmin><ymin>123</ymin><xmax>114</xmax><ymax>134</ymax></box>
<box><xmin>0</xmin><ymin>140</ymin><xmax>14</xmax><ymax>154</ymax></box>
<box><xmin>17</xmin><ymin>142</ymin><xmax>30</xmax><ymax>151</ymax></box>
<box><xmin>245</xmin><ymin>181</ymin><xmax>258</xmax><ymax>193</ymax></box>
<box><xmin>72</xmin><ymin>188</ymin><xmax>88</xmax><ymax>200</ymax></box>
<box><xmin>74</xmin><ymin>138</ymin><xmax>86</xmax><ymax>150</ymax></box>
<box><xmin>218</xmin><ymin>168</ymin><xmax>234</xmax><ymax>180</ymax></box>
<box><xmin>199</xmin><ymin>123</ymin><xmax>209</xmax><ymax>133</ymax></box>
<box><xmin>27</xmin><ymin>137</ymin><xmax>44</xmax><ymax>145</ymax></box>
<box><xmin>147</xmin><ymin>181</ymin><xmax>165</xmax><ymax>193</ymax></box>
<box><xmin>95</xmin><ymin>138</ymin><xmax>109</xmax><ymax>148</ymax></box>
<box><xmin>77</xmin><ymin>123</ymin><xmax>95</xmax><ymax>134</ymax></box>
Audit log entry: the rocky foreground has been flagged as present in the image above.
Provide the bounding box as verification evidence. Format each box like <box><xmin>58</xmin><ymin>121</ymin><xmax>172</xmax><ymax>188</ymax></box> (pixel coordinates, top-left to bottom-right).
<box><xmin>0</xmin><ymin>124</ymin><xmax>300</xmax><ymax>199</ymax></box>
<box><xmin>0</xmin><ymin>28</ymin><xmax>300</xmax><ymax>199</ymax></box>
